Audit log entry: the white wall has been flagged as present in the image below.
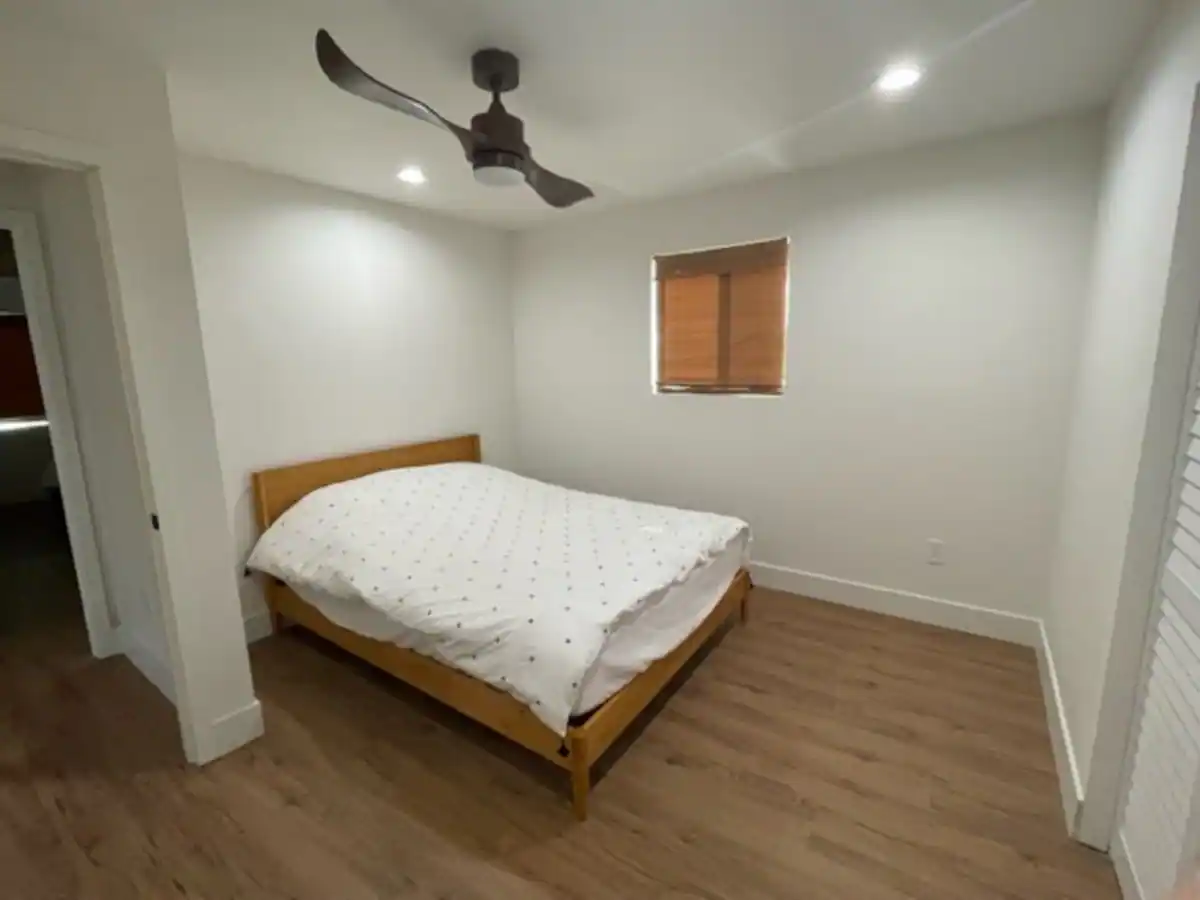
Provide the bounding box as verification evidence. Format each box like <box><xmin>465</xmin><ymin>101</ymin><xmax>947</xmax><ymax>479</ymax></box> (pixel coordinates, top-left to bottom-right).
<box><xmin>0</xmin><ymin>17</ymin><xmax>258</xmax><ymax>762</ymax></box>
<box><xmin>0</xmin><ymin>162</ymin><xmax>40</xmax><ymax>212</ymax></box>
<box><xmin>1050</xmin><ymin>0</ymin><xmax>1200</xmax><ymax>847</ymax></box>
<box><xmin>178</xmin><ymin>156</ymin><xmax>517</xmax><ymax>624</ymax></box>
<box><xmin>513</xmin><ymin>116</ymin><xmax>1102</xmax><ymax>629</ymax></box>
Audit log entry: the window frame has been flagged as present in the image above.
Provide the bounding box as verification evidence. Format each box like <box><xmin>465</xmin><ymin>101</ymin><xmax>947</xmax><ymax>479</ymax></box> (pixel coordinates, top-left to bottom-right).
<box><xmin>652</xmin><ymin>236</ymin><xmax>789</xmax><ymax>397</ymax></box>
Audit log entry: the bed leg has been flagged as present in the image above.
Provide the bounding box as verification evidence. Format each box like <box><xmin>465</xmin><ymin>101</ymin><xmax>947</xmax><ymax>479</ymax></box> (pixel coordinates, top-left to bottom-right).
<box><xmin>268</xmin><ymin>597</ymin><xmax>291</xmax><ymax>634</ymax></box>
<box><xmin>266</xmin><ymin>585</ymin><xmax>293</xmax><ymax>635</ymax></box>
<box><xmin>569</xmin><ymin>733</ymin><xmax>590</xmax><ymax>821</ymax></box>
<box><xmin>740</xmin><ymin>594</ymin><xmax>750</xmax><ymax>625</ymax></box>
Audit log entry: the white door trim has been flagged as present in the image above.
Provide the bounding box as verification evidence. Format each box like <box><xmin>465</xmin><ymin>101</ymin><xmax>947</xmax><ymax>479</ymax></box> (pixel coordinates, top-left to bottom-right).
<box><xmin>0</xmin><ymin>207</ymin><xmax>118</xmax><ymax>657</ymax></box>
<box><xmin>1078</xmin><ymin>89</ymin><xmax>1200</xmax><ymax>849</ymax></box>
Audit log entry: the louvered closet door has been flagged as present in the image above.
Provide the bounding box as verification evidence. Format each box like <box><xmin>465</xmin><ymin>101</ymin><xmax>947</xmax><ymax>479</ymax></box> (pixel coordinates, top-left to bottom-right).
<box><xmin>1120</xmin><ymin>390</ymin><xmax>1200</xmax><ymax>900</ymax></box>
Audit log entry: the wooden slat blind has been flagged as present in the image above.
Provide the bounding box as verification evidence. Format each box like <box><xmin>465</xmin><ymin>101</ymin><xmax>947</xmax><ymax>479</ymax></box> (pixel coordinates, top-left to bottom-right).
<box><xmin>655</xmin><ymin>238</ymin><xmax>787</xmax><ymax>394</ymax></box>
<box><xmin>660</xmin><ymin>275</ymin><xmax>720</xmax><ymax>385</ymax></box>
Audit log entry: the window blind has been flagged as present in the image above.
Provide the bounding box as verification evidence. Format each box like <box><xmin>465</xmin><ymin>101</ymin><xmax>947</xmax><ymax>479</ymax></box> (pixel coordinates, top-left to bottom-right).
<box><xmin>655</xmin><ymin>237</ymin><xmax>787</xmax><ymax>394</ymax></box>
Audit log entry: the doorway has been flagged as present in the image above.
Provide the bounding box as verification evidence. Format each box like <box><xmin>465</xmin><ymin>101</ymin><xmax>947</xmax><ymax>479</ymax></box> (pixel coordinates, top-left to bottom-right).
<box><xmin>0</xmin><ymin>106</ymin><xmax>261</xmax><ymax>765</ymax></box>
<box><xmin>0</xmin><ymin>214</ymin><xmax>114</xmax><ymax>660</ymax></box>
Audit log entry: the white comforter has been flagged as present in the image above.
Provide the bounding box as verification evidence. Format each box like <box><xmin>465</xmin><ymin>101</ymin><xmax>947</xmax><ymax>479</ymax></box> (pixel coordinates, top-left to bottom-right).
<box><xmin>247</xmin><ymin>463</ymin><xmax>748</xmax><ymax>735</ymax></box>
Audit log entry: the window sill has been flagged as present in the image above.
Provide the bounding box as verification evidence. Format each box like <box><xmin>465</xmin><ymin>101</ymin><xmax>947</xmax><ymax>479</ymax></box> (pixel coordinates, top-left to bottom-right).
<box><xmin>654</xmin><ymin>385</ymin><xmax>784</xmax><ymax>397</ymax></box>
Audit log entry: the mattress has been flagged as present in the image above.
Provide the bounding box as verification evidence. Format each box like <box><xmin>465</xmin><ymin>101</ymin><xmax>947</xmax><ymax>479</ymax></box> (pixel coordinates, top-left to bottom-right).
<box><xmin>248</xmin><ymin>462</ymin><xmax>750</xmax><ymax>735</ymax></box>
<box><xmin>286</xmin><ymin>529</ymin><xmax>748</xmax><ymax>716</ymax></box>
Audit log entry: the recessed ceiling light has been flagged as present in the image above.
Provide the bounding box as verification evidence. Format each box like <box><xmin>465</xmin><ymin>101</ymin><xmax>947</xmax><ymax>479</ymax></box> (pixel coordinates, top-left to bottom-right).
<box><xmin>396</xmin><ymin>165</ymin><xmax>427</xmax><ymax>185</ymax></box>
<box><xmin>875</xmin><ymin>63</ymin><xmax>923</xmax><ymax>97</ymax></box>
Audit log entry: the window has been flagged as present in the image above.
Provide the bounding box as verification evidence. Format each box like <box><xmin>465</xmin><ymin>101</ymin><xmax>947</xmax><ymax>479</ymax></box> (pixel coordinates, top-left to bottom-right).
<box><xmin>654</xmin><ymin>237</ymin><xmax>788</xmax><ymax>395</ymax></box>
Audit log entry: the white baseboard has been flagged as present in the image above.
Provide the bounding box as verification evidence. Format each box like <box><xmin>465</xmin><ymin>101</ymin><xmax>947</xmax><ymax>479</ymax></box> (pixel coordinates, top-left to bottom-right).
<box><xmin>122</xmin><ymin>626</ymin><xmax>263</xmax><ymax>765</ymax></box>
<box><xmin>244</xmin><ymin>608</ymin><xmax>274</xmax><ymax>644</ymax></box>
<box><xmin>118</xmin><ymin>627</ymin><xmax>176</xmax><ymax>703</ymax></box>
<box><xmin>192</xmin><ymin>699</ymin><xmax>265</xmax><ymax>765</ymax></box>
<box><xmin>748</xmin><ymin>562</ymin><xmax>1041</xmax><ymax>647</ymax></box>
<box><xmin>87</xmin><ymin>621</ymin><xmax>123</xmax><ymax>660</ymax></box>
<box><xmin>1113</xmin><ymin>831</ymin><xmax>1145</xmax><ymax>900</ymax></box>
<box><xmin>1037</xmin><ymin>621</ymin><xmax>1083</xmax><ymax>834</ymax></box>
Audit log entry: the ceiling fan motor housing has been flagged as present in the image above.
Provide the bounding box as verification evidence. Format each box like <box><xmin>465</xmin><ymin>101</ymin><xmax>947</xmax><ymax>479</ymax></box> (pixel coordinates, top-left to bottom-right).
<box><xmin>472</xmin><ymin>105</ymin><xmax>525</xmax><ymax>151</ymax></box>
<box><xmin>470</xmin><ymin>102</ymin><xmax>527</xmax><ymax>186</ymax></box>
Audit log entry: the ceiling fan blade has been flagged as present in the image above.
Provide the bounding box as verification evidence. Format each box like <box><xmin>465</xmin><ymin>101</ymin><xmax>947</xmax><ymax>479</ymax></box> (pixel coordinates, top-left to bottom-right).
<box><xmin>315</xmin><ymin>29</ymin><xmax>476</xmax><ymax>157</ymax></box>
<box><xmin>523</xmin><ymin>157</ymin><xmax>594</xmax><ymax>209</ymax></box>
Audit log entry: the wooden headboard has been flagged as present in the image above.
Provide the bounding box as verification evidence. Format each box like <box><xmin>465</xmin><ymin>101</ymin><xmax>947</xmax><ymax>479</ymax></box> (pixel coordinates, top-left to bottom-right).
<box><xmin>251</xmin><ymin>434</ymin><xmax>481</xmax><ymax>532</ymax></box>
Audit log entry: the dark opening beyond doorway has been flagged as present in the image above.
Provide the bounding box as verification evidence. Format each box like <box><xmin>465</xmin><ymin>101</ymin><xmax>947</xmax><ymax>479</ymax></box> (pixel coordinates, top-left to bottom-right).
<box><xmin>0</xmin><ymin>227</ymin><xmax>84</xmax><ymax>639</ymax></box>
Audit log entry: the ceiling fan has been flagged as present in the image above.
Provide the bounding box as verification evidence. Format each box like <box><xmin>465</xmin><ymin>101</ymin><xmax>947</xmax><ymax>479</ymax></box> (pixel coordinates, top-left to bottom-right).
<box><xmin>315</xmin><ymin>30</ymin><xmax>594</xmax><ymax>209</ymax></box>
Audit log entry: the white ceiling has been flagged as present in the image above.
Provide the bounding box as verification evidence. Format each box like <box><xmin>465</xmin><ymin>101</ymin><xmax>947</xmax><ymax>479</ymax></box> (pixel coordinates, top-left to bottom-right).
<box><xmin>24</xmin><ymin>0</ymin><xmax>1159</xmax><ymax>227</ymax></box>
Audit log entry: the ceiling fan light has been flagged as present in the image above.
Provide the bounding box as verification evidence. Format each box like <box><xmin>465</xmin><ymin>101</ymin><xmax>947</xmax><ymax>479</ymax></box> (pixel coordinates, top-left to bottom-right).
<box><xmin>474</xmin><ymin>166</ymin><xmax>524</xmax><ymax>187</ymax></box>
<box><xmin>472</xmin><ymin>150</ymin><xmax>525</xmax><ymax>187</ymax></box>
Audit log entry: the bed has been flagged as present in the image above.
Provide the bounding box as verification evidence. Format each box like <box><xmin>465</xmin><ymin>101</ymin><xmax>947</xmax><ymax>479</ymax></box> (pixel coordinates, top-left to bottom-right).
<box><xmin>249</xmin><ymin>434</ymin><xmax>751</xmax><ymax>819</ymax></box>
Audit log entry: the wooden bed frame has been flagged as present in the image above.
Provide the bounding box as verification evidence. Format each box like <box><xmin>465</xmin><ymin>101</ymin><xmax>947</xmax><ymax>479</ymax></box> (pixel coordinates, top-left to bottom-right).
<box><xmin>251</xmin><ymin>434</ymin><xmax>750</xmax><ymax>820</ymax></box>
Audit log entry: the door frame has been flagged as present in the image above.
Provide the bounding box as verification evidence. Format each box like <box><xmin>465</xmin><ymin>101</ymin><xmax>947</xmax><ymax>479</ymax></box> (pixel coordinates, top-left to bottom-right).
<box><xmin>0</xmin><ymin>122</ymin><xmax>265</xmax><ymax>766</ymax></box>
<box><xmin>1077</xmin><ymin>90</ymin><xmax>1200</xmax><ymax>850</ymax></box>
<box><xmin>0</xmin><ymin>207</ymin><xmax>118</xmax><ymax>657</ymax></box>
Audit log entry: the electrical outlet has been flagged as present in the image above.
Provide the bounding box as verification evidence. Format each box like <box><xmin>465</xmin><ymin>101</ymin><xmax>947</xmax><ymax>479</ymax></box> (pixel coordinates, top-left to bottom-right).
<box><xmin>927</xmin><ymin>538</ymin><xmax>945</xmax><ymax>566</ymax></box>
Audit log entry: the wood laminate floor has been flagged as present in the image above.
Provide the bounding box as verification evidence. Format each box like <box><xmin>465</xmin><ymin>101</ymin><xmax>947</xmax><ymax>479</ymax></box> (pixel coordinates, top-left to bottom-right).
<box><xmin>0</xmin><ymin>585</ymin><xmax>1119</xmax><ymax>899</ymax></box>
